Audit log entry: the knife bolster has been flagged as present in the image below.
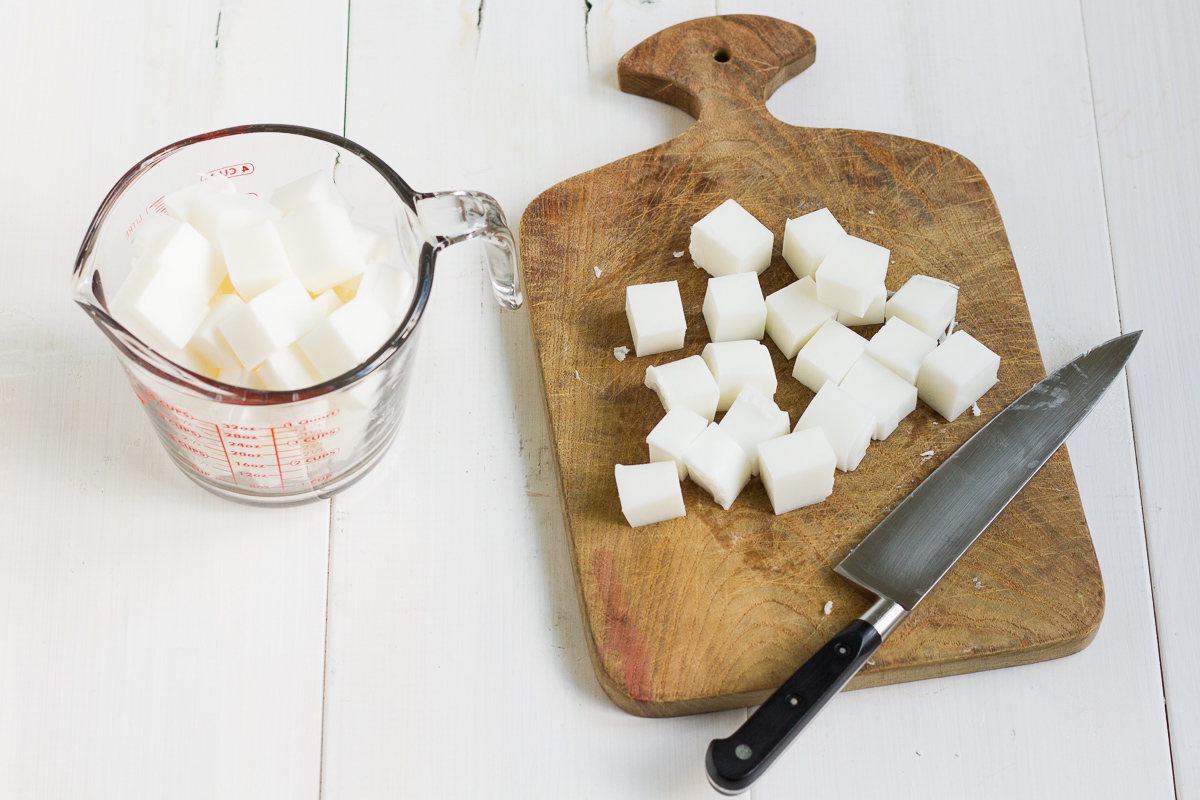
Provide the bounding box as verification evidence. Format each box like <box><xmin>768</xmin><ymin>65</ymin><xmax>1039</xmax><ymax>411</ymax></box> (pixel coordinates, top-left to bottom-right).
<box><xmin>860</xmin><ymin>597</ymin><xmax>908</xmax><ymax>639</ymax></box>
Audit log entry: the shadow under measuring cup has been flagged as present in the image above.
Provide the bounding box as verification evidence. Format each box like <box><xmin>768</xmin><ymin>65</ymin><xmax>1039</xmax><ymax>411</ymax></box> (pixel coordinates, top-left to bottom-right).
<box><xmin>71</xmin><ymin>124</ymin><xmax>522</xmax><ymax>506</ymax></box>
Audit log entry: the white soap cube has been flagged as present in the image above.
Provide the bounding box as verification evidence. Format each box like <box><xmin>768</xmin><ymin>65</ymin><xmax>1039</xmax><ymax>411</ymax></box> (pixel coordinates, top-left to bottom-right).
<box><xmin>614</xmin><ymin>462</ymin><xmax>686</xmax><ymax>527</ymax></box>
<box><xmin>220</xmin><ymin>219</ymin><xmax>294</xmax><ymax>300</ymax></box>
<box><xmin>216</xmin><ymin>366</ymin><xmax>264</xmax><ymax>390</ymax></box>
<box><xmin>161</xmin><ymin>175</ymin><xmax>235</xmax><ymax>221</ymax></box>
<box><xmin>764</xmin><ymin>277</ymin><xmax>838</xmax><ymax>358</ymax></box>
<box><xmin>718</xmin><ymin>385</ymin><xmax>790</xmax><ymax>475</ymax></box>
<box><xmin>702</xmin><ymin>272</ymin><xmax>767</xmax><ymax>342</ymax></box>
<box><xmin>916</xmin><ymin>330</ymin><xmax>1000</xmax><ymax>421</ymax></box>
<box><xmin>187</xmin><ymin>293</ymin><xmax>246</xmax><ymax>370</ymax></box>
<box><xmin>814</xmin><ymin>236</ymin><xmax>889</xmax><ymax>317</ymax></box>
<box><xmin>192</xmin><ymin>193</ymin><xmax>282</xmax><ymax>244</ymax></box>
<box><xmin>839</xmin><ymin>355</ymin><xmax>918</xmax><ymax>440</ymax></box>
<box><xmin>701</xmin><ymin>340</ymin><xmax>777</xmax><ymax>411</ymax></box>
<box><xmin>217</xmin><ymin>278</ymin><xmax>320</xmax><ymax>369</ymax></box>
<box><xmin>792</xmin><ymin>318</ymin><xmax>868</xmax><ymax>392</ymax></box>
<box><xmin>162</xmin><ymin>347</ymin><xmax>218</xmax><ymax>380</ymax></box>
<box><xmin>885</xmin><ymin>275</ymin><xmax>959</xmax><ymax>338</ymax></box>
<box><xmin>795</xmin><ymin>381</ymin><xmax>876</xmax><ymax>472</ymax></box>
<box><xmin>135</xmin><ymin>220</ymin><xmax>227</xmax><ymax>297</ymax></box>
<box><xmin>625</xmin><ymin>280</ymin><xmax>686</xmax><ymax>357</ymax></box>
<box><xmin>837</xmin><ymin>285</ymin><xmax>886</xmax><ymax>326</ymax></box>
<box><xmin>313</xmin><ymin>289</ymin><xmax>343</xmax><ymax>319</ymax></box>
<box><xmin>256</xmin><ymin>344</ymin><xmax>324</xmax><ymax>391</ymax></box>
<box><xmin>757</xmin><ymin>427</ymin><xmax>838</xmax><ymax>514</ymax></box>
<box><xmin>782</xmin><ymin>208</ymin><xmax>848</xmax><ymax>279</ymax></box>
<box><xmin>356</xmin><ymin>259</ymin><xmax>416</xmax><ymax>321</ymax></box>
<box><xmin>865</xmin><ymin>316</ymin><xmax>938</xmax><ymax>384</ymax></box>
<box><xmin>333</xmin><ymin>273</ymin><xmax>363</xmax><ymax>303</ymax></box>
<box><xmin>297</xmin><ymin>295</ymin><xmax>396</xmax><ymax>380</ymax></box>
<box><xmin>112</xmin><ymin>264</ymin><xmax>211</xmax><ymax>351</ymax></box>
<box><xmin>354</xmin><ymin>221</ymin><xmax>396</xmax><ymax>263</ymax></box>
<box><xmin>689</xmin><ymin>199</ymin><xmax>774</xmax><ymax>277</ymax></box>
<box><xmin>113</xmin><ymin>222</ymin><xmax>226</xmax><ymax>349</ymax></box>
<box><xmin>269</xmin><ymin>171</ymin><xmax>354</xmax><ymax>215</ymax></box>
<box><xmin>276</xmin><ymin>201</ymin><xmax>367</xmax><ymax>294</ymax></box>
<box><xmin>131</xmin><ymin>214</ymin><xmax>181</xmax><ymax>257</ymax></box>
<box><xmin>646</xmin><ymin>407</ymin><xmax>709</xmax><ymax>480</ymax></box>
<box><xmin>683</xmin><ymin>424</ymin><xmax>752</xmax><ymax>510</ymax></box>
<box><xmin>644</xmin><ymin>355</ymin><xmax>720</xmax><ymax>421</ymax></box>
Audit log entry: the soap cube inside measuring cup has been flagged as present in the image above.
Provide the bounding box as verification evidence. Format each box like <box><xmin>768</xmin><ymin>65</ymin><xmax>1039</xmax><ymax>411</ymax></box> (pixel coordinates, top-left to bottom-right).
<box><xmin>298</xmin><ymin>294</ymin><xmax>396</xmax><ymax>381</ymax></box>
<box><xmin>270</xmin><ymin>170</ymin><xmax>354</xmax><ymax>215</ymax></box>
<box><xmin>191</xmin><ymin>193</ymin><xmax>282</xmax><ymax>245</ymax></box>
<box><xmin>218</xmin><ymin>278</ymin><xmax>320</xmax><ymax>369</ymax></box>
<box><xmin>354</xmin><ymin>221</ymin><xmax>396</xmax><ymax>263</ymax></box>
<box><xmin>257</xmin><ymin>344</ymin><xmax>324</xmax><ymax>391</ymax></box>
<box><xmin>188</xmin><ymin>293</ymin><xmax>246</xmax><ymax>370</ymax></box>
<box><xmin>161</xmin><ymin>174</ymin><xmax>235</xmax><ymax>222</ymax></box>
<box><xmin>220</xmin><ymin>219</ymin><xmax>295</xmax><ymax>301</ymax></box>
<box><xmin>276</xmin><ymin>201</ymin><xmax>367</xmax><ymax>294</ymax></box>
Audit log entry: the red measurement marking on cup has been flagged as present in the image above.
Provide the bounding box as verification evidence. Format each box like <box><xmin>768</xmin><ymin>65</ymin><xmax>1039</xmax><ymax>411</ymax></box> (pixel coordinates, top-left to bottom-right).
<box><xmin>124</xmin><ymin>196</ymin><xmax>168</xmax><ymax>240</ymax></box>
<box><xmin>212</xmin><ymin>423</ymin><xmax>237</xmax><ymax>487</ymax></box>
<box><xmin>269</xmin><ymin>427</ymin><xmax>286</xmax><ymax>490</ymax></box>
<box><xmin>208</xmin><ymin>162</ymin><xmax>254</xmax><ymax>179</ymax></box>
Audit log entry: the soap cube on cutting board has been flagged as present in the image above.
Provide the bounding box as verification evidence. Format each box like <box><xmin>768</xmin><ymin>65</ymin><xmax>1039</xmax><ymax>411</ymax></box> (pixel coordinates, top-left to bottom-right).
<box><xmin>644</xmin><ymin>355</ymin><xmax>720</xmax><ymax>421</ymax></box>
<box><xmin>792</xmin><ymin>318</ymin><xmax>868</xmax><ymax>392</ymax></box>
<box><xmin>794</xmin><ymin>380</ymin><xmax>876</xmax><ymax>472</ymax></box>
<box><xmin>917</xmin><ymin>330</ymin><xmax>1001</xmax><ymax>420</ymax></box>
<box><xmin>782</xmin><ymin>207</ymin><xmax>847</xmax><ymax>279</ymax></box>
<box><xmin>757</xmin><ymin>427</ymin><xmax>837</xmax><ymax>514</ymax></box>
<box><xmin>702</xmin><ymin>272</ymin><xmax>766</xmax><ymax>342</ymax></box>
<box><xmin>683</xmin><ymin>423</ymin><xmax>752</xmax><ymax>510</ymax></box>
<box><xmin>701</xmin><ymin>339</ymin><xmax>777</xmax><ymax>412</ymax></box>
<box><xmin>815</xmin><ymin>235</ymin><xmax>890</xmax><ymax>317</ymax></box>
<box><xmin>689</xmin><ymin>199</ymin><xmax>773</xmax><ymax>277</ymax></box>
<box><xmin>886</xmin><ymin>274</ymin><xmax>959</xmax><ymax>338</ymax></box>
<box><xmin>840</xmin><ymin>355</ymin><xmax>919</xmax><ymax>440</ymax></box>
<box><xmin>764</xmin><ymin>277</ymin><xmax>837</xmax><ymax>358</ymax></box>
<box><xmin>718</xmin><ymin>385</ymin><xmax>790</xmax><ymax>475</ymax></box>
<box><xmin>615</xmin><ymin>461</ymin><xmax>686</xmax><ymax>527</ymax></box>
<box><xmin>866</xmin><ymin>316</ymin><xmax>939</xmax><ymax>383</ymax></box>
<box><xmin>626</xmin><ymin>280</ymin><xmax>687</xmax><ymax>356</ymax></box>
<box><xmin>647</xmin><ymin>407</ymin><xmax>710</xmax><ymax>480</ymax></box>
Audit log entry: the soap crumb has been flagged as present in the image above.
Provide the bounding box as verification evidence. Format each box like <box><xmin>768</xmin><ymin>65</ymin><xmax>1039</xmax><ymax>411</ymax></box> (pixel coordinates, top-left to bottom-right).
<box><xmin>823</xmin><ymin>601</ymin><xmax>833</xmax><ymax>615</ymax></box>
<box><xmin>939</xmin><ymin>319</ymin><xmax>958</xmax><ymax>344</ymax></box>
<box><xmin>868</xmin><ymin>210</ymin><xmax>876</xmax><ymax>215</ymax></box>
<box><xmin>972</xmin><ymin>402</ymin><xmax>981</xmax><ymax>417</ymax></box>
<box><xmin>613</xmin><ymin>346</ymin><xmax>629</xmax><ymax>362</ymax></box>
<box><xmin>574</xmin><ymin>370</ymin><xmax>581</xmax><ymax>381</ymax></box>
<box><xmin>673</xmin><ymin>251</ymin><xmax>685</xmax><ymax>258</ymax></box>
<box><xmin>919</xmin><ymin>450</ymin><xmax>935</xmax><ymax>464</ymax></box>
<box><xmin>594</xmin><ymin>266</ymin><xmax>602</xmax><ymax>278</ymax></box>
<box><xmin>866</xmin><ymin>659</ymin><xmax>875</xmax><ymax>666</ymax></box>
<box><xmin>972</xmin><ymin>576</ymin><xmax>982</xmax><ymax>589</ymax></box>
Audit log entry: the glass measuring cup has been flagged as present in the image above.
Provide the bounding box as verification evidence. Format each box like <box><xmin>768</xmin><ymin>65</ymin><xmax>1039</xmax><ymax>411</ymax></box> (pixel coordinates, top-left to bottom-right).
<box><xmin>72</xmin><ymin>124</ymin><xmax>522</xmax><ymax>506</ymax></box>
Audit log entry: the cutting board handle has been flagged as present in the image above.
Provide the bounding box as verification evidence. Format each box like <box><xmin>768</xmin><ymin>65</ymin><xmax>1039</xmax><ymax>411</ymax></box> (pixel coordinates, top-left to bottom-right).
<box><xmin>617</xmin><ymin>15</ymin><xmax>815</xmax><ymax>121</ymax></box>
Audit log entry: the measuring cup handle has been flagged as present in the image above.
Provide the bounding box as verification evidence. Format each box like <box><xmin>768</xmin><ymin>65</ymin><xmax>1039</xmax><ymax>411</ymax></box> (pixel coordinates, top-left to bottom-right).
<box><xmin>416</xmin><ymin>190</ymin><xmax>523</xmax><ymax>310</ymax></box>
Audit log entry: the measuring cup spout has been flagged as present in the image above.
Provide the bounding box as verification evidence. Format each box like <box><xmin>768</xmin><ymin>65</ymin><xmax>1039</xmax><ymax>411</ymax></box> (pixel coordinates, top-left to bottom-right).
<box><xmin>416</xmin><ymin>190</ymin><xmax>523</xmax><ymax>310</ymax></box>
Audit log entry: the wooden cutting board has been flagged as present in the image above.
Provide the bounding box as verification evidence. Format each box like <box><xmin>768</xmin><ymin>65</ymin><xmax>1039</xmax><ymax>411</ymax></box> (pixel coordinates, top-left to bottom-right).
<box><xmin>519</xmin><ymin>15</ymin><xmax>1103</xmax><ymax>718</ymax></box>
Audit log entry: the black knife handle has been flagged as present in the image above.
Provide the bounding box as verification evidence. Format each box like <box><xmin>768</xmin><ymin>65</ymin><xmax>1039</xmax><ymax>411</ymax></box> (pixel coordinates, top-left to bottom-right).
<box><xmin>705</xmin><ymin>619</ymin><xmax>883</xmax><ymax>795</ymax></box>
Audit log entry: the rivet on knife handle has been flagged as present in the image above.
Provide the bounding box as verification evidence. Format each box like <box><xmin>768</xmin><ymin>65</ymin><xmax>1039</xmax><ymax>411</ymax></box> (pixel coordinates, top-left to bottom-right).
<box><xmin>705</xmin><ymin>599</ymin><xmax>906</xmax><ymax>795</ymax></box>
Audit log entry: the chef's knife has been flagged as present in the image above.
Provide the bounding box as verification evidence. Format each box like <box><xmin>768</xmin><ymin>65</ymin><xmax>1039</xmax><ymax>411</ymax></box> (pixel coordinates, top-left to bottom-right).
<box><xmin>705</xmin><ymin>330</ymin><xmax>1141</xmax><ymax>795</ymax></box>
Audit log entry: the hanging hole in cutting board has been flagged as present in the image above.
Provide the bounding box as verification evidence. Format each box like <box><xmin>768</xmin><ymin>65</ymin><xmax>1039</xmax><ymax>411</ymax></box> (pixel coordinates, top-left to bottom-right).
<box><xmin>714</xmin><ymin>48</ymin><xmax>731</xmax><ymax>62</ymax></box>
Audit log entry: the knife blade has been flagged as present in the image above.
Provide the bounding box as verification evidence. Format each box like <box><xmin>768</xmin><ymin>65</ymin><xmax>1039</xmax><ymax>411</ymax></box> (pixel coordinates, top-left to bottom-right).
<box><xmin>705</xmin><ymin>330</ymin><xmax>1141</xmax><ymax>795</ymax></box>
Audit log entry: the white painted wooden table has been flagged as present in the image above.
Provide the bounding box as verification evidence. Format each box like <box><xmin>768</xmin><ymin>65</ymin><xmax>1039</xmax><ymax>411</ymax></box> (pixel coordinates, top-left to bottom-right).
<box><xmin>1</xmin><ymin>2</ymin><xmax>1195</xmax><ymax>798</ymax></box>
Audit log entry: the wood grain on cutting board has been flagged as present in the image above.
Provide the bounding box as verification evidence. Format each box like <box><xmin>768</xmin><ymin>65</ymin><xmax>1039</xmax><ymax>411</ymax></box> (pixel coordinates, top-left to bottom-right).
<box><xmin>520</xmin><ymin>15</ymin><xmax>1102</xmax><ymax>717</ymax></box>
